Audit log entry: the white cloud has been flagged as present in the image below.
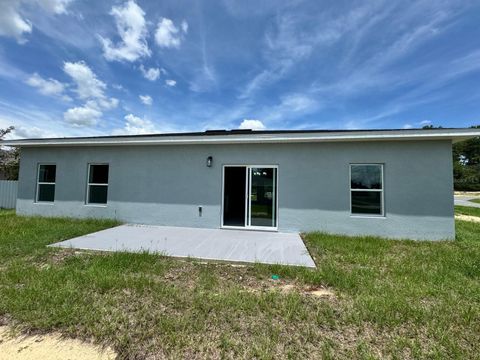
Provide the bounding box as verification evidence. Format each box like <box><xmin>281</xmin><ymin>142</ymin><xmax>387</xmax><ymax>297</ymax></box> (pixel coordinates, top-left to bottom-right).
<box><xmin>165</xmin><ymin>79</ymin><xmax>176</xmax><ymax>87</ymax></box>
<box><xmin>12</xmin><ymin>124</ymin><xmax>59</xmax><ymax>139</ymax></box>
<box><xmin>99</xmin><ymin>0</ymin><xmax>151</xmax><ymax>62</ymax></box>
<box><xmin>25</xmin><ymin>73</ymin><xmax>70</xmax><ymax>100</ymax></box>
<box><xmin>139</xmin><ymin>94</ymin><xmax>152</xmax><ymax>105</ymax></box>
<box><xmin>238</xmin><ymin>119</ymin><xmax>266</xmax><ymax>130</ymax></box>
<box><xmin>63</xmin><ymin>97</ymin><xmax>118</xmax><ymax>127</ymax></box>
<box><xmin>403</xmin><ymin>124</ymin><xmax>413</xmax><ymax>129</ymax></box>
<box><xmin>0</xmin><ymin>100</ymin><xmax>105</xmax><ymax>140</ymax></box>
<box><xmin>280</xmin><ymin>94</ymin><xmax>318</xmax><ymax>112</ymax></box>
<box><xmin>113</xmin><ymin>113</ymin><xmax>157</xmax><ymax>135</ymax></box>
<box><xmin>420</xmin><ymin>120</ymin><xmax>432</xmax><ymax>126</ymax></box>
<box><xmin>62</xmin><ymin>61</ymin><xmax>119</xmax><ymax>127</ymax></box>
<box><xmin>154</xmin><ymin>18</ymin><xmax>188</xmax><ymax>49</ymax></box>
<box><xmin>64</xmin><ymin>102</ymin><xmax>102</xmax><ymax>127</ymax></box>
<box><xmin>256</xmin><ymin>93</ymin><xmax>321</xmax><ymax>125</ymax></box>
<box><xmin>63</xmin><ymin>61</ymin><xmax>106</xmax><ymax>100</ymax></box>
<box><xmin>0</xmin><ymin>0</ymin><xmax>32</xmax><ymax>43</ymax></box>
<box><xmin>239</xmin><ymin>2</ymin><xmax>455</xmax><ymax>100</ymax></box>
<box><xmin>139</xmin><ymin>65</ymin><xmax>161</xmax><ymax>81</ymax></box>
<box><xmin>308</xmin><ymin>2</ymin><xmax>467</xmax><ymax>107</ymax></box>
<box><xmin>37</xmin><ymin>0</ymin><xmax>72</xmax><ymax>14</ymax></box>
<box><xmin>240</xmin><ymin>5</ymin><xmax>369</xmax><ymax>99</ymax></box>
<box><xmin>189</xmin><ymin>64</ymin><xmax>216</xmax><ymax>92</ymax></box>
<box><xmin>239</xmin><ymin>13</ymin><xmax>324</xmax><ymax>99</ymax></box>
<box><xmin>181</xmin><ymin>20</ymin><xmax>188</xmax><ymax>34</ymax></box>
<box><xmin>0</xmin><ymin>0</ymin><xmax>72</xmax><ymax>43</ymax></box>
<box><xmin>112</xmin><ymin>83</ymin><xmax>125</xmax><ymax>91</ymax></box>
<box><xmin>96</xmin><ymin>97</ymin><xmax>119</xmax><ymax>110</ymax></box>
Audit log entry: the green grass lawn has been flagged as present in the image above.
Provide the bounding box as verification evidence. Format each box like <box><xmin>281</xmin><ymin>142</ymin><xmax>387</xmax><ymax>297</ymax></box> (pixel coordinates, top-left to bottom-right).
<box><xmin>468</xmin><ymin>198</ymin><xmax>480</xmax><ymax>205</ymax></box>
<box><xmin>455</xmin><ymin>205</ymin><xmax>480</xmax><ymax>217</ymax></box>
<box><xmin>0</xmin><ymin>209</ymin><xmax>479</xmax><ymax>359</ymax></box>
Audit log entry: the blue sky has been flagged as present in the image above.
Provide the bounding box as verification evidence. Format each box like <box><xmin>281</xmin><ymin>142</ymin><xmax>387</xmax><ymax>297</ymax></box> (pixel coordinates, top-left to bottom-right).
<box><xmin>0</xmin><ymin>0</ymin><xmax>480</xmax><ymax>138</ymax></box>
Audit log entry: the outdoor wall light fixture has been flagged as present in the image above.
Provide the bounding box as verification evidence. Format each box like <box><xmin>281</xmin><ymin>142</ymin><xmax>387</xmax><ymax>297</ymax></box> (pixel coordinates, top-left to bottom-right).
<box><xmin>206</xmin><ymin>156</ymin><xmax>213</xmax><ymax>167</ymax></box>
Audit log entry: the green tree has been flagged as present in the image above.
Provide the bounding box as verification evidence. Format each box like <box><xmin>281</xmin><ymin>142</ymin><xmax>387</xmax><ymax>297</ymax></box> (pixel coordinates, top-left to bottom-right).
<box><xmin>421</xmin><ymin>124</ymin><xmax>480</xmax><ymax>190</ymax></box>
<box><xmin>0</xmin><ymin>126</ymin><xmax>14</xmax><ymax>138</ymax></box>
<box><xmin>0</xmin><ymin>126</ymin><xmax>19</xmax><ymax>180</ymax></box>
<box><xmin>451</xmin><ymin>126</ymin><xmax>480</xmax><ymax>191</ymax></box>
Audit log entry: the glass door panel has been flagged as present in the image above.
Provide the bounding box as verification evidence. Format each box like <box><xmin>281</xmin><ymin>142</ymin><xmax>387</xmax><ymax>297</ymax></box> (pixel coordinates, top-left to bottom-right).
<box><xmin>249</xmin><ymin>167</ymin><xmax>277</xmax><ymax>227</ymax></box>
<box><xmin>223</xmin><ymin>166</ymin><xmax>247</xmax><ymax>226</ymax></box>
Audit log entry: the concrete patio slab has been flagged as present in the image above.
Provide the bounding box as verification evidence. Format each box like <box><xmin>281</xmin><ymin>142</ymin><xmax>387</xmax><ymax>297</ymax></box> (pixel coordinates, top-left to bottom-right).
<box><xmin>49</xmin><ymin>225</ymin><xmax>316</xmax><ymax>268</ymax></box>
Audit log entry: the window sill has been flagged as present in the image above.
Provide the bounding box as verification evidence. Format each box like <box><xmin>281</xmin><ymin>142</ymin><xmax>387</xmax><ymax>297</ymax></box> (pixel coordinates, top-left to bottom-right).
<box><xmin>34</xmin><ymin>201</ymin><xmax>55</xmax><ymax>205</ymax></box>
<box><xmin>350</xmin><ymin>214</ymin><xmax>386</xmax><ymax>219</ymax></box>
<box><xmin>84</xmin><ymin>204</ymin><xmax>108</xmax><ymax>208</ymax></box>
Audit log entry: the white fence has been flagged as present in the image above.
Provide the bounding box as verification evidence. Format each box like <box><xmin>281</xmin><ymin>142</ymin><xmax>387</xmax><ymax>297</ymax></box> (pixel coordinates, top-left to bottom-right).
<box><xmin>0</xmin><ymin>180</ymin><xmax>17</xmax><ymax>209</ymax></box>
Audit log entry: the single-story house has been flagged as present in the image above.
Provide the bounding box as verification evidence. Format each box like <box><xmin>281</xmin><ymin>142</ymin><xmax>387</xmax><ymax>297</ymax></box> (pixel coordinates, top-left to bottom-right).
<box><xmin>3</xmin><ymin>128</ymin><xmax>479</xmax><ymax>240</ymax></box>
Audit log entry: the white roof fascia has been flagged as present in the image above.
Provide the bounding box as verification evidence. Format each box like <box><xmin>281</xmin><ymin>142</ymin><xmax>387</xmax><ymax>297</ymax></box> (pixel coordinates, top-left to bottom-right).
<box><xmin>1</xmin><ymin>129</ymin><xmax>479</xmax><ymax>147</ymax></box>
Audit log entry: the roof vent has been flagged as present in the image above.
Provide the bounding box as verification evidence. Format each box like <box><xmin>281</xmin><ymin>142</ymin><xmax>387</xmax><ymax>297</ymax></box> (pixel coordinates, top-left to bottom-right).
<box><xmin>230</xmin><ymin>129</ymin><xmax>253</xmax><ymax>133</ymax></box>
<box><xmin>204</xmin><ymin>129</ymin><xmax>228</xmax><ymax>135</ymax></box>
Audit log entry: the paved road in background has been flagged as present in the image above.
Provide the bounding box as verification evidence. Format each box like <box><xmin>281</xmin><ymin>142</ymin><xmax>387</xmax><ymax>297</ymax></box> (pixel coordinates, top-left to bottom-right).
<box><xmin>454</xmin><ymin>196</ymin><xmax>480</xmax><ymax>208</ymax></box>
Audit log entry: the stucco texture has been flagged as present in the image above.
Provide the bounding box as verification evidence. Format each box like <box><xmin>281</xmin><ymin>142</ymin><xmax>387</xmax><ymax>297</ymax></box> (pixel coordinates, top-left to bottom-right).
<box><xmin>16</xmin><ymin>140</ymin><xmax>455</xmax><ymax>240</ymax></box>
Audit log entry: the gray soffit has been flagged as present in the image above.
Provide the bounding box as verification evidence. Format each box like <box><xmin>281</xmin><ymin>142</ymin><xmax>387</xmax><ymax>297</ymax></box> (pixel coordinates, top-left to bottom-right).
<box><xmin>2</xmin><ymin>128</ymin><xmax>480</xmax><ymax>147</ymax></box>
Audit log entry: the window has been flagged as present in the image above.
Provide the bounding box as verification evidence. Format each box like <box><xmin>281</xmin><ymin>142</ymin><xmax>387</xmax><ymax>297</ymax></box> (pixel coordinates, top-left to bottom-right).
<box><xmin>36</xmin><ymin>164</ymin><xmax>56</xmax><ymax>202</ymax></box>
<box><xmin>350</xmin><ymin>164</ymin><xmax>384</xmax><ymax>216</ymax></box>
<box><xmin>87</xmin><ymin>164</ymin><xmax>109</xmax><ymax>205</ymax></box>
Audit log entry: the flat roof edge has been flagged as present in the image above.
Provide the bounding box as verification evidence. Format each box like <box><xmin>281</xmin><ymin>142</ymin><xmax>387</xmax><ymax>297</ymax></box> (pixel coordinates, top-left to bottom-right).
<box><xmin>2</xmin><ymin>128</ymin><xmax>479</xmax><ymax>147</ymax></box>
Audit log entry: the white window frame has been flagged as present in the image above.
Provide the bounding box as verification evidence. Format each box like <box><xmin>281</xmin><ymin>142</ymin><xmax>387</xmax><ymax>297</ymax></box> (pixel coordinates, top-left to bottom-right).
<box><xmin>349</xmin><ymin>163</ymin><xmax>384</xmax><ymax>217</ymax></box>
<box><xmin>86</xmin><ymin>163</ymin><xmax>109</xmax><ymax>206</ymax></box>
<box><xmin>35</xmin><ymin>163</ymin><xmax>56</xmax><ymax>203</ymax></box>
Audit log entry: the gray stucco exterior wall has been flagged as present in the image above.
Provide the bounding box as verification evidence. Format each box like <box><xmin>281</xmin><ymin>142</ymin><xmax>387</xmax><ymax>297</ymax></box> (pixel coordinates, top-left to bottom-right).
<box><xmin>16</xmin><ymin>140</ymin><xmax>455</xmax><ymax>240</ymax></box>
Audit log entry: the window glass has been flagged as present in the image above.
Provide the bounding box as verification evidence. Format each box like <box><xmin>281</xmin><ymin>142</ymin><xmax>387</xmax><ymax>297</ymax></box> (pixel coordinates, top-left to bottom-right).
<box><xmin>37</xmin><ymin>164</ymin><xmax>56</xmax><ymax>202</ymax></box>
<box><xmin>38</xmin><ymin>184</ymin><xmax>55</xmax><ymax>202</ymax></box>
<box><xmin>89</xmin><ymin>165</ymin><xmax>109</xmax><ymax>184</ymax></box>
<box><xmin>87</xmin><ymin>164</ymin><xmax>109</xmax><ymax>204</ymax></box>
<box><xmin>88</xmin><ymin>185</ymin><xmax>108</xmax><ymax>204</ymax></box>
<box><xmin>350</xmin><ymin>164</ymin><xmax>383</xmax><ymax>216</ymax></box>
<box><xmin>38</xmin><ymin>165</ymin><xmax>56</xmax><ymax>183</ymax></box>
<box><xmin>351</xmin><ymin>165</ymin><xmax>382</xmax><ymax>189</ymax></box>
<box><xmin>351</xmin><ymin>191</ymin><xmax>382</xmax><ymax>215</ymax></box>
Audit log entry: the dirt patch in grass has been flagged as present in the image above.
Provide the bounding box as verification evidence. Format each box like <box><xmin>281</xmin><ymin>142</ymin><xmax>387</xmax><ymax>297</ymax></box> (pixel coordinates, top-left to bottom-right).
<box><xmin>0</xmin><ymin>326</ymin><xmax>116</xmax><ymax>360</ymax></box>
<box><xmin>156</xmin><ymin>260</ymin><xmax>336</xmax><ymax>299</ymax></box>
<box><xmin>48</xmin><ymin>249</ymin><xmax>87</xmax><ymax>264</ymax></box>
<box><xmin>305</xmin><ymin>286</ymin><xmax>335</xmax><ymax>297</ymax></box>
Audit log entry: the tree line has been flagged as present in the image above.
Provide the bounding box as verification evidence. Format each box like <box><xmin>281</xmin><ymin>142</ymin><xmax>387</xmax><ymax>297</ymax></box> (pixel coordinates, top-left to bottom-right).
<box><xmin>451</xmin><ymin>126</ymin><xmax>480</xmax><ymax>191</ymax></box>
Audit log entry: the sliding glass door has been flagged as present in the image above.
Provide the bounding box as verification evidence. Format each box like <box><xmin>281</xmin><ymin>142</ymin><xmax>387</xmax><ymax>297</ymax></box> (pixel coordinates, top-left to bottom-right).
<box><xmin>223</xmin><ymin>166</ymin><xmax>278</xmax><ymax>229</ymax></box>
